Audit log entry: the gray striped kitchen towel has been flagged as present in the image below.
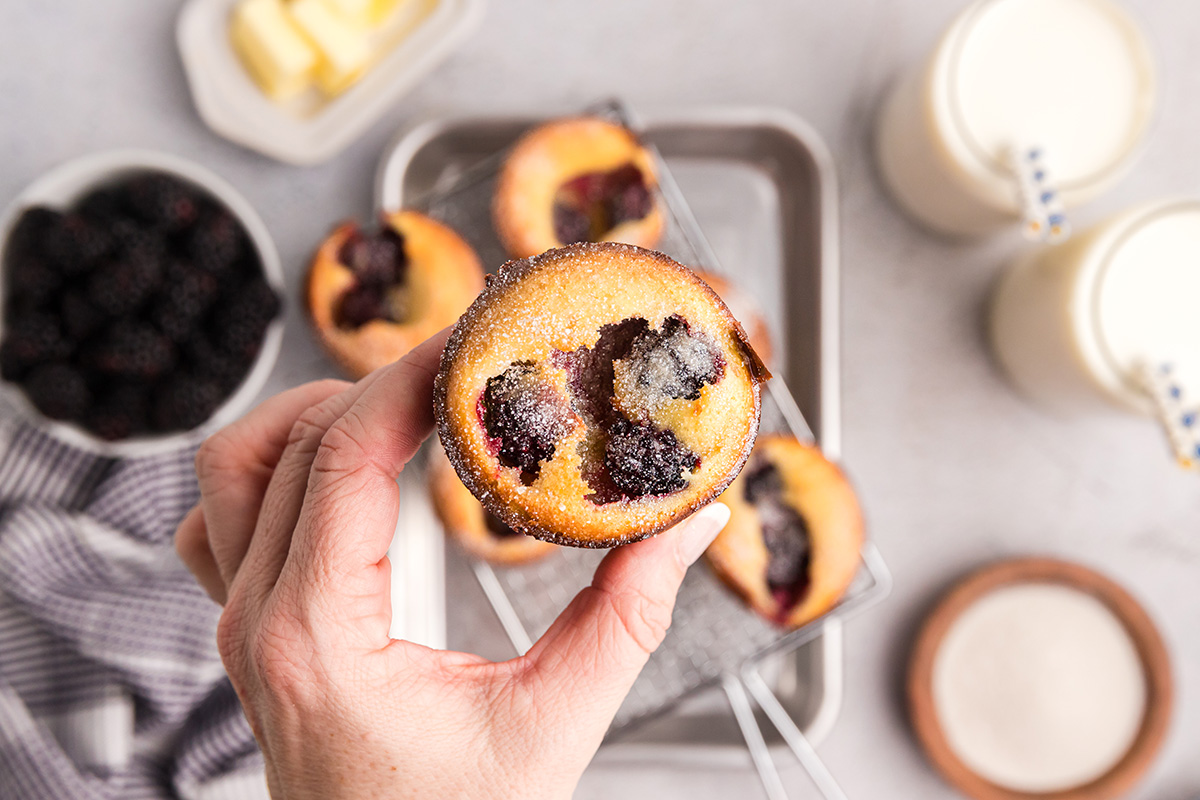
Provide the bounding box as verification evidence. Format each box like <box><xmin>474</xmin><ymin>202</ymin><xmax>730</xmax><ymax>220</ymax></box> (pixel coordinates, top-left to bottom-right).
<box><xmin>0</xmin><ymin>421</ymin><xmax>267</xmax><ymax>799</ymax></box>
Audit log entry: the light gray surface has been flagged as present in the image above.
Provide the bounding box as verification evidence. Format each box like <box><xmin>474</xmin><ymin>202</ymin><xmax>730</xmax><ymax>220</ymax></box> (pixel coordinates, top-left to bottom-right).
<box><xmin>0</xmin><ymin>2</ymin><xmax>1196</xmax><ymax>799</ymax></box>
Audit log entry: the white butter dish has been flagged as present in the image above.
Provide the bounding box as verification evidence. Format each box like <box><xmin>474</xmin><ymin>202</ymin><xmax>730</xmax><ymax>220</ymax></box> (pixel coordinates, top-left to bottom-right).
<box><xmin>177</xmin><ymin>0</ymin><xmax>485</xmax><ymax>165</ymax></box>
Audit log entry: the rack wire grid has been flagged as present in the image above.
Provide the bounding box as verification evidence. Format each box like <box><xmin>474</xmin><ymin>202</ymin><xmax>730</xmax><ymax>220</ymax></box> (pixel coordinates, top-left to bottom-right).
<box><xmin>410</xmin><ymin>99</ymin><xmax>892</xmax><ymax>745</ymax></box>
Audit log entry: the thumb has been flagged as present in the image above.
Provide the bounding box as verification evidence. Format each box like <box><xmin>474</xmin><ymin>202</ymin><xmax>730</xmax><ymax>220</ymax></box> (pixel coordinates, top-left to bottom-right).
<box><xmin>522</xmin><ymin>502</ymin><xmax>730</xmax><ymax>729</ymax></box>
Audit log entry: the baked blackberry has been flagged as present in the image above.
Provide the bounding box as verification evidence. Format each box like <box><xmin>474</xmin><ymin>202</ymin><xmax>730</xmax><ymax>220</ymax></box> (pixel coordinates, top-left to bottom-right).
<box><xmin>23</xmin><ymin>363</ymin><xmax>91</xmax><ymax>422</ymax></box>
<box><xmin>334</xmin><ymin>284</ymin><xmax>392</xmax><ymax>329</ymax></box>
<box><xmin>618</xmin><ymin>315</ymin><xmax>724</xmax><ymax>406</ymax></box>
<box><xmin>604</xmin><ymin>417</ymin><xmax>699</xmax><ymax>498</ymax></box>
<box><xmin>706</xmin><ymin>436</ymin><xmax>864</xmax><ymax>628</ymax></box>
<box><xmin>436</xmin><ymin>243</ymin><xmax>768</xmax><ymax>547</ymax></box>
<box><xmin>338</xmin><ymin>226</ymin><xmax>406</xmax><ymax>287</ymax></box>
<box><xmin>552</xmin><ymin>164</ymin><xmax>655</xmax><ymax>245</ymax></box>
<box><xmin>481</xmin><ymin>361</ymin><xmax>576</xmax><ymax>482</ymax></box>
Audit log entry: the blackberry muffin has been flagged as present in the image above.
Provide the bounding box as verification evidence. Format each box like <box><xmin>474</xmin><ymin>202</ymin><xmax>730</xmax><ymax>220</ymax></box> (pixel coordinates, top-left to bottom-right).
<box><xmin>493</xmin><ymin>117</ymin><xmax>664</xmax><ymax>259</ymax></box>
<box><xmin>705</xmin><ymin>435</ymin><xmax>863</xmax><ymax>628</ymax></box>
<box><xmin>307</xmin><ymin>211</ymin><xmax>484</xmax><ymax>379</ymax></box>
<box><xmin>692</xmin><ymin>270</ymin><xmax>774</xmax><ymax>367</ymax></box>
<box><xmin>428</xmin><ymin>447</ymin><xmax>556</xmax><ymax>565</ymax></box>
<box><xmin>435</xmin><ymin>242</ymin><xmax>769</xmax><ymax>548</ymax></box>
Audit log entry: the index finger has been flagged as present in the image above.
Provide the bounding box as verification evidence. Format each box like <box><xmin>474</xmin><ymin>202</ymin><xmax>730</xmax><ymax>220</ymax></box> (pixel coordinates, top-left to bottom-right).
<box><xmin>279</xmin><ymin>330</ymin><xmax>450</xmax><ymax>611</ymax></box>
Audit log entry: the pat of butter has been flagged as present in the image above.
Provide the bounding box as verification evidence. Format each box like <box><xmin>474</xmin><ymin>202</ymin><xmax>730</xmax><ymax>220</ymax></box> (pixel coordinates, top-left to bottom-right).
<box><xmin>323</xmin><ymin>0</ymin><xmax>373</xmax><ymax>27</ymax></box>
<box><xmin>370</xmin><ymin>0</ymin><xmax>406</xmax><ymax>25</ymax></box>
<box><xmin>289</xmin><ymin>0</ymin><xmax>372</xmax><ymax>96</ymax></box>
<box><xmin>229</xmin><ymin>0</ymin><xmax>317</xmax><ymax>101</ymax></box>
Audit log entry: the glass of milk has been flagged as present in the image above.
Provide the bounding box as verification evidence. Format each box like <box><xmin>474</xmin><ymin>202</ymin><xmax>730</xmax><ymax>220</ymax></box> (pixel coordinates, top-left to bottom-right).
<box><xmin>990</xmin><ymin>200</ymin><xmax>1200</xmax><ymax>415</ymax></box>
<box><xmin>876</xmin><ymin>0</ymin><xmax>1157</xmax><ymax>238</ymax></box>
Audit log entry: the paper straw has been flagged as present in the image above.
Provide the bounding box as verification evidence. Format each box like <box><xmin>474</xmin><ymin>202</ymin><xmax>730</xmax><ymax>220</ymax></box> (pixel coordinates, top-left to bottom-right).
<box><xmin>1133</xmin><ymin>361</ymin><xmax>1200</xmax><ymax>471</ymax></box>
<box><xmin>1008</xmin><ymin>146</ymin><xmax>1070</xmax><ymax>244</ymax></box>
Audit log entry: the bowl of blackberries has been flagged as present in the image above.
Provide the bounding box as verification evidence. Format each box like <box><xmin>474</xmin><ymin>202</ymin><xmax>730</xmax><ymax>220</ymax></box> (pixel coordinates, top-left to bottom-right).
<box><xmin>0</xmin><ymin>149</ymin><xmax>284</xmax><ymax>456</ymax></box>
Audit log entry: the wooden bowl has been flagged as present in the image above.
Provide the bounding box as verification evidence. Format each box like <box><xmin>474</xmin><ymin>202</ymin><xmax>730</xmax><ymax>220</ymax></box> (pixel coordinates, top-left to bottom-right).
<box><xmin>908</xmin><ymin>557</ymin><xmax>1172</xmax><ymax>800</ymax></box>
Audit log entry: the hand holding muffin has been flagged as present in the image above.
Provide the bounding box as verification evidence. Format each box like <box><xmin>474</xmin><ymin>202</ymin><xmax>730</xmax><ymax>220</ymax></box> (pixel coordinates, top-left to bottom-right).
<box><xmin>175</xmin><ymin>330</ymin><xmax>729</xmax><ymax>800</ymax></box>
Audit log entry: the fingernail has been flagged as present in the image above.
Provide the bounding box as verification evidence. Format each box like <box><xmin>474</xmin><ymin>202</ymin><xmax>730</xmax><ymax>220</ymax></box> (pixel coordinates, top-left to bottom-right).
<box><xmin>677</xmin><ymin>502</ymin><xmax>731</xmax><ymax>567</ymax></box>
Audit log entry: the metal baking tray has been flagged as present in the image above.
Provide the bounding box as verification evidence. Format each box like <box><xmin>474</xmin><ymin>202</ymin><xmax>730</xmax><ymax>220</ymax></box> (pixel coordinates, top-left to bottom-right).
<box><xmin>378</xmin><ymin>106</ymin><xmax>883</xmax><ymax>771</ymax></box>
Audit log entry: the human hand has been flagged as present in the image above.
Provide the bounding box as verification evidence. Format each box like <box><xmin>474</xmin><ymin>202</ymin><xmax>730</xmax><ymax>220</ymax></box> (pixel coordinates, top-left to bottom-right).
<box><xmin>175</xmin><ymin>330</ymin><xmax>730</xmax><ymax>800</ymax></box>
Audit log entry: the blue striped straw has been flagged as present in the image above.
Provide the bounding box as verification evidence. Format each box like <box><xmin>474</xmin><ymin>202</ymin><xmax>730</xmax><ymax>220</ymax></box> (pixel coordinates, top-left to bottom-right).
<box><xmin>1009</xmin><ymin>146</ymin><xmax>1070</xmax><ymax>243</ymax></box>
<box><xmin>1134</xmin><ymin>361</ymin><xmax>1199</xmax><ymax>471</ymax></box>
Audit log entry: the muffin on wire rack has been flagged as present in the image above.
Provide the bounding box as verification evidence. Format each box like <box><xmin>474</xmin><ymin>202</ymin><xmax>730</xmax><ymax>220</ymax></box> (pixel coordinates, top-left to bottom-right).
<box><xmin>692</xmin><ymin>269</ymin><xmax>774</xmax><ymax>368</ymax></box>
<box><xmin>307</xmin><ymin>210</ymin><xmax>483</xmax><ymax>379</ymax></box>
<box><xmin>435</xmin><ymin>241</ymin><xmax>769</xmax><ymax>548</ymax></box>
<box><xmin>428</xmin><ymin>446</ymin><xmax>556</xmax><ymax>566</ymax></box>
<box><xmin>492</xmin><ymin>117</ymin><xmax>664</xmax><ymax>258</ymax></box>
<box><xmin>705</xmin><ymin>434</ymin><xmax>863</xmax><ymax>628</ymax></box>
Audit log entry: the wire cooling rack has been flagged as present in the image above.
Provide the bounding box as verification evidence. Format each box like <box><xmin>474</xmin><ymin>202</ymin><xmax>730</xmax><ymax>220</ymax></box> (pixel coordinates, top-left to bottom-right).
<box><xmin>411</xmin><ymin>100</ymin><xmax>892</xmax><ymax>798</ymax></box>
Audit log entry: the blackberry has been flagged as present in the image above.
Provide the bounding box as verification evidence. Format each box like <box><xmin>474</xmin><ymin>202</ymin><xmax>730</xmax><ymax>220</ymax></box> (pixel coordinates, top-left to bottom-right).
<box><xmin>59</xmin><ymin>290</ymin><xmax>106</xmax><ymax>343</ymax></box>
<box><xmin>551</xmin><ymin>164</ymin><xmax>653</xmax><ymax>244</ymax></box>
<box><xmin>5</xmin><ymin>250</ymin><xmax>61</xmax><ymax>310</ymax></box>
<box><xmin>185</xmin><ymin>209</ymin><xmax>245</xmax><ymax>275</ymax></box>
<box><xmin>152</xmin><ymin>373</ymin><xmax>223</xmax><ymax>432</ymax></box>
<box><xmin>0</xmin><ymin>313</ymin><xmax>72</xmax><ymax>378</ymax></box>
<box><xmin>482</xmin><ymin>361</ymin><xmax>575</xmax><ymax>481</ymax></box>
<box><xmin>182</xmin><ymin>335</ymin><xmax>249</xmax><ymax>393</ymax></box>
<box><xmin>122</xmin><ymin>173</ymin><xmax>201</xmax><ymax>232</ymax></box>
<box><xmin>741</xmin><ymin>459</ymin><xmax>812</xmax><ymax>608</ymax></box>
<box><xmin>742</xmin><ymin>459</ymin><xmax>784</xmax><ymax>504</ymax></box>
<box><xmin>85</xmin><ymin>382</ymin><xmax>151</xmax><ymax>441</ymax></box>
<box><xmin>558</xmin><ymin>317</ymin><xmax>649</xmax><ymax>426</ymax></box>
<box><xmin>604</xmin><ymin>164</ymin><xmax>653</xmax><ymax>227</ymax></box>
<box><xmin>109</xmin><ymin>218</ymin><xmax>162</xmax><ymax>256</ymax></box>
<box><xmin>86</xmin><ymin>321</ymin><xmax>175</xmax><ymax>380</ymax></box>
<box><xmin>22</xmin><ymin>363</ymin><xmax>91</xmax><ymax>422</ymax></box>
<box><xmin>552</xmin><ymin>204</ymin><xmax>591</xmax><ymax>246</ymax></box>
<box><xmin>87</xmin><ymin>239</ymin><xmax>165</xmax><ymax>317</ymax></box>
<box><xmin>77</xmin><ymin>187</ymin><xmax>125</xmax><ymax>223</ymax></box>
<box><xmin>44</xmin><ymin>213</ymin><xmax>113</xmax><ymax>276</ymax></box>
<box><xmin>337</xmin><ymin>226</ymin><xmax>406</xmax><ymax>287</ymax></box>
<box><xmin>603</xmin><ymin>417</ymin><xmax>698</xmax><ymax>498</ymax></box>
<box><xmin>152</xmin><ymin>261</ymin><xmax>219</xmax><ymax>342</ymax></box>
<box><xmin>761</xmin><ymin>501</ymin><xmax>811</xmax><ymax>597</ymax></box>
<box><xmin>335</xmin><ymin>284</ymin><xmax>390</xmax><ymax>329</ymax></box>
<box><xmin>622</xmin><ymin>315</ymin><xmax>724</xmax><ymax>402</ymax></box>
<box><xmin>6</xmin><ymin>208</ymin><xmax>65</xmax><ymax>308</ymax></box>
<box><xmin>7</xmin><ymin>207</ymin><xmax>61</xmax><ymax>258</ymax></box>
<box><xmin>211</xmin><ymin>278</ymin><xmax>280</xmax><ymax>360</ymax></box>
<box><xmin>484</xmin><ymin>512</ymin><xmax>522</xmax><ymax>540</ymax></box>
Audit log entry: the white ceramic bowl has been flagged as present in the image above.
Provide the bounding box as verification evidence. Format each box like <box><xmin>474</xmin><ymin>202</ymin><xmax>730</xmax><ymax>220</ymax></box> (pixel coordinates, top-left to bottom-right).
<box><xmin>0</xmin><ymin>148</ymin><xmax>285</xmax><ymax>458</ymax></box>
<box><xmin>177</xmin><ymin>0</ymin><xmax>485</xmax><ymax>165</ymax></box>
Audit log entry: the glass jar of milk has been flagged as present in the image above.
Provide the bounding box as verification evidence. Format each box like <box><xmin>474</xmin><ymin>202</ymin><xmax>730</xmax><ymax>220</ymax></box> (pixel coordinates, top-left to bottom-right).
<box><xmin>876</xmin><ymin>0</ymin><xmax>1157</xmax><ymax>237</ymax></box>
<box><xmin>990</xmin><ymin>200</ymin><xmax>1200</xmax><ymax>415</ymax></box>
